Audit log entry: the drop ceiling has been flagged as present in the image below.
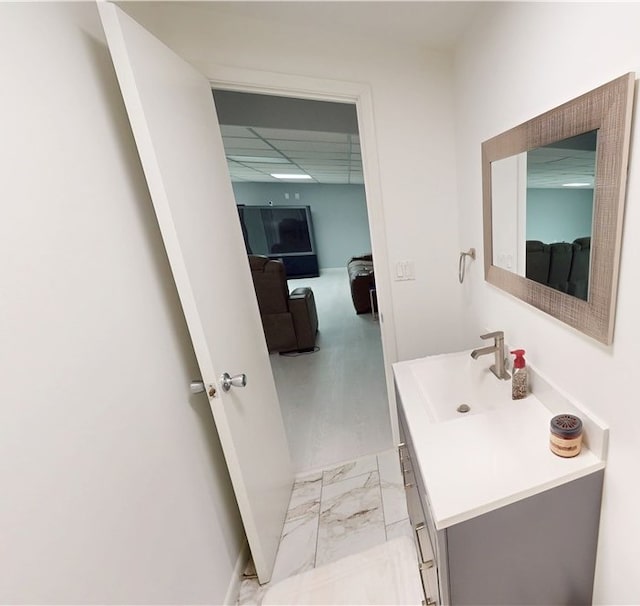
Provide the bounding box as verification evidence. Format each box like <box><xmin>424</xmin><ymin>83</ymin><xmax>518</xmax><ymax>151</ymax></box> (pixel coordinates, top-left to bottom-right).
<box><xmin>527</xmin><ymin>131</ymin><xmax>597</xmax><ymax>189</ymax></box>
<box><xmin>527</xmin><ymin>146</ymin><xmax>596</xmax><ymax>189</ymax></box>
<box><xmin>221</xmin><ymin>125</ymin><xmax>363</xmax><ymax>184</ymax></box>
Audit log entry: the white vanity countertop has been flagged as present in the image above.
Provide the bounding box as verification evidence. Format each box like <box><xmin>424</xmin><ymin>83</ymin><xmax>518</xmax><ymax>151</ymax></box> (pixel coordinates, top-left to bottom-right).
<box><xmin>393</xmin><ymin>358</ymin><xmax>606</xmax><ymax>531</ymax></box>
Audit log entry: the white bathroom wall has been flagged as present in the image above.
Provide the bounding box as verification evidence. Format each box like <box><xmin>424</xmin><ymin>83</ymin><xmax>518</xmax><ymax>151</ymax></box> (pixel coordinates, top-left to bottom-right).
<box><xmin>0</xmin><ymin>4</ymin><xmax>244</xmax><ymax>603</ymax></box>
<box><xmin>120</xmin><ymin>2</ymin><xmax>466</xmax><ymax>361</ymax></box>
<box><xmin>454</xmin><ymin>4</ymin><xmax>640</xmax><ymax>602</ymax></box>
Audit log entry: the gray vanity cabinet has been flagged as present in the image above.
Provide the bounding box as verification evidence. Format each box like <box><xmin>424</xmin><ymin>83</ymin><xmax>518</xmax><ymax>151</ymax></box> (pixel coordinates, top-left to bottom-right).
<box><xmin>398</xmin><ymin>406</ymin><xmax>604</xmax><ymax>606</ymax></box>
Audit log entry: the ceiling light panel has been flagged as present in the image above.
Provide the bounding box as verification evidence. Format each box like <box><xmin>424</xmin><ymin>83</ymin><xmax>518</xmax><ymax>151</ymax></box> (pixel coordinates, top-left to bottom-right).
<box><xmin>238</xmin><ymin>162</ymin><xmax>298</xmax><ymax>171</ymax></box>
<box><xmin>270</xmin><ymin>173</ymin><xmax>313</xmax><ymax>180</ymax></box>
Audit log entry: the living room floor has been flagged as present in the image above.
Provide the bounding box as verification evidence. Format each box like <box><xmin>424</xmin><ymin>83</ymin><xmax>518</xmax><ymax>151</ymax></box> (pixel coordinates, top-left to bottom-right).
<box><xmin>269</xmin><ymin>267</ymin><xmax>392</xmax><ymax>473</ymax></box>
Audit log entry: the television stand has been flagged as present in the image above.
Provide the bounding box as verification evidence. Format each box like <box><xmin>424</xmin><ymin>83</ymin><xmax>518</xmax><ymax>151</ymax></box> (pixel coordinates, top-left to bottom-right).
<box><xmin>270</xmin><ymin>253</ymin><xmax>319</xmax><ymax>278</ymax></box>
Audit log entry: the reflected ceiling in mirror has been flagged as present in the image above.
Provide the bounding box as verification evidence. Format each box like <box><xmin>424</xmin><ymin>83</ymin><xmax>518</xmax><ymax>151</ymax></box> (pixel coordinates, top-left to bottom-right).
<box><xmin>482</xmin><ymin>73</ymin><xmax>635</xmax><ymax>344</ymax></box>
<box><xmin>491</xmin><ymin>131</ymin><xmax>597</xmax><ymax>302</ymax></box>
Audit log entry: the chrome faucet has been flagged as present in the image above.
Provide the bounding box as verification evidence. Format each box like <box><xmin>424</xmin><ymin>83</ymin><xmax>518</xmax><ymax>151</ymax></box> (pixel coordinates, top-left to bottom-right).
<box><xmin>470</xmin><ymin>331</ymin><xmax>511</xmax><ymax>380</ymax></box>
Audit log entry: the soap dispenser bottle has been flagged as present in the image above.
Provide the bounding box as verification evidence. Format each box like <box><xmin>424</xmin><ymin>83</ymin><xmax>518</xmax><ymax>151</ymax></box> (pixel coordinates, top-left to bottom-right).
<box><xmin>511</xmin><ymin>349</ymin><xmax>528</xmax><ymax>400</ymax></box>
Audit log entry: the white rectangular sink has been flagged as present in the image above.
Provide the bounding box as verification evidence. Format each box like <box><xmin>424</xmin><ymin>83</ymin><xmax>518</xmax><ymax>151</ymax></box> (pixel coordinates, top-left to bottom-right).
<box><xmin>406</xmin><ymin>350</ymin><xmax>513</xmax><ymax>423</ymax></box>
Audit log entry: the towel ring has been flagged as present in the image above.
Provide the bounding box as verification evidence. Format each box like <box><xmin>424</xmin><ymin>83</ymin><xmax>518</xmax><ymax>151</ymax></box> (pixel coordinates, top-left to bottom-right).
<box><xmin>458</xmin><ymin>248</ymin><xmax>476</xmax><ymax>284</ymax></box>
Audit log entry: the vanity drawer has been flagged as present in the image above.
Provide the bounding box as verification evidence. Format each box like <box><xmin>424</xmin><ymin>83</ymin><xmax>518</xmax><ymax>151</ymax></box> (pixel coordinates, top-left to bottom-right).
<box><xmin>399</xmin><ymin>450</ymin><xmax>441</xmax><ymax>605</ymax></box>
<box><xmin>399</xmin><ymin>444</ymin><xmax>421</xmax><ymax>520</ymax></box>
<box><xmin>398</xmin><ymin>414</ymin><xmax>438</xmax><ymax>556</ymax></box>
<box><xmin>398</xmin><ymin>413</ymin><xmax>441</xmax><ymax>605</ymax></box>
<box><xmin>416</xmin><ymin>522</ymin><xmax>439</xmax><ymax>606</ymax></box>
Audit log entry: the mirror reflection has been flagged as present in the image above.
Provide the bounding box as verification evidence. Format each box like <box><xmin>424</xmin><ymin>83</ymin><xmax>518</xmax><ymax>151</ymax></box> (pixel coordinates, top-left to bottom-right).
<box><xmin>491</xmin><ymin>130</ymin><xmax>597</xmax><ymax>301</ymax></box>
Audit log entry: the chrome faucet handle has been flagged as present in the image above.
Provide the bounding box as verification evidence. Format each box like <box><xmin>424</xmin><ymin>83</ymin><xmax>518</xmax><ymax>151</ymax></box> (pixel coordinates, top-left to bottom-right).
<box><xmin>480</xmin><ymin>330</ymin><xmax>504</xmax><ymax>341</ymax></box>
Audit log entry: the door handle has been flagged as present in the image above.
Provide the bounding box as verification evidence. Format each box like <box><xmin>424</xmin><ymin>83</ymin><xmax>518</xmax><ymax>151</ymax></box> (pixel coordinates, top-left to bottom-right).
<box><xmin>190</xmin><ymin>381</ymin><xmax>205</xmax><ymax>394</ymax></box>
<box><xmin>221</xmin><ymin>372</ymin><xmax>247</xmax><ymax>392</ymax></box>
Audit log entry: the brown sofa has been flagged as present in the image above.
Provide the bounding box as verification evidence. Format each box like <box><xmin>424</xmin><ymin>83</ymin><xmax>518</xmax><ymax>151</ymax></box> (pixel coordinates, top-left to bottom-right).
<box><xmin>248</xmin><ymin>255</ymin><xmax>318</xmax><ymax>353</ymax></box>
<box><xmin>526</xmin><ymin>237</ymin><xmax>590</xmax><ymax>300</ymax></box>
<box><xmin>347</xmin><ymin>254</ymin><xmax>375</xmax><ymax>314</ymax></box>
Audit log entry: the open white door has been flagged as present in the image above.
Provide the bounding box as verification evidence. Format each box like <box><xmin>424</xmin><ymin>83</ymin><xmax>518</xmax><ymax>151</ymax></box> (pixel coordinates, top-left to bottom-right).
<box><xmin>98</xmin><ymin>3</ymin><xmax>293</xmax><ymax>583</ymax></box>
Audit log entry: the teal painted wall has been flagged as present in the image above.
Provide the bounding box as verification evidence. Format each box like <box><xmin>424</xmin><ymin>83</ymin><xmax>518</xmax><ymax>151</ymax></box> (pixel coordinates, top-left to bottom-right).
<box><xmin>526</xmin><ymin>188</ymin><xmax>593</xmax><ymax>243</ymax></box>
<box><xmin>232</xmin><ymin>182</ymin><xmax>371</xmax><ymax>269</ymax></box>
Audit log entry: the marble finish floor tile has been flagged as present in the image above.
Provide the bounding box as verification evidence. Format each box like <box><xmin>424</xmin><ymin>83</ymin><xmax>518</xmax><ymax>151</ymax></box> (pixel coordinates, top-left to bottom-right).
<box><xmin>377</xmin><ymin>448</ymin><xmax>409</xmax><ymax>525</ymax></box>
<box><xmin>289</xmin><ymin>471</ymin><xmax>322</xmax><ymax>509</ymax></box>
<box><xmin>270</xmin><ymin>473</ymin><xmax>323</xmax><ymax>583</ymax></box>
<box><xmin>236</xmin><ymin>448</ymin><xmax>413</xmax><ymax>605</ymax></box>
<box><xmin>316</xmin><ymin>470</ymin><xmax>386</xmax><ymax>566</ymax></box>
<box><xmin>322</xmin><ymin>453</ymin><xmax>378</xmax><ymax>486</ymax></box>
<box><xmin>237</xmin><ymin>576</ymin><xmax>266</xmax><ymax>606</ymax></box>
<box><xmin>385</xmin><ymin>517</ymin><xmax>413</xmax><ymax>543</ymax></box>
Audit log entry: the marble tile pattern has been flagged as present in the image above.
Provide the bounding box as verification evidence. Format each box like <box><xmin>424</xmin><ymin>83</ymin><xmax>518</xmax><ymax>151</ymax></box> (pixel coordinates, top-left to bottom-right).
<box><xmin>377</xmin><ymin>448</ymin><xmax>409</xmax><ymax>526</ymax></box>
<box><xmin>316</xmin><ymin>470</ymin><xmax>386</xmax><ymax>566</ymax></box>
<box><xmin>261</xmin><ymin>536</ymin><xmax>424</xmax><ymax>606</ymax></box>
<box><xmin>237</xmin><ymin>449</ymin><xmax>412</xmax><ymax>605</ymax></box>
<box><xmin>269</xmin><ymin>472</ymin><xmax>322</xmax><ymax>583</ymax></box>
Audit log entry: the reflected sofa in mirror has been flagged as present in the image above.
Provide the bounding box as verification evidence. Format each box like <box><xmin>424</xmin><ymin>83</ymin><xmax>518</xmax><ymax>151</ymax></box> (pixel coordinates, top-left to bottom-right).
<box><xmin>491</xmin><ymin>131</ymin><xmax>597</xmax><ymax>301</ymax></box>
<box><xmin>482</xmin><ymin>73</ymin><xmax>635</xmax><ymax>344</ymax></box>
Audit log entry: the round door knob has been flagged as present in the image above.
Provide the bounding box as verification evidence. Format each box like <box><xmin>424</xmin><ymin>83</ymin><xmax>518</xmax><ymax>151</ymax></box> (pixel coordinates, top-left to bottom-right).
<box><xmin>221</xmin><ymin>372</ymin><xmax>247</xmax><ymax>392</ymax></box>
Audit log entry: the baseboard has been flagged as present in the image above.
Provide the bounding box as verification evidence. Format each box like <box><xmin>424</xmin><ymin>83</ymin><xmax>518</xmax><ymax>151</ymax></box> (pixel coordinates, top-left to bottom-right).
<box><xmin>224</xmin><ymin>541</ymin><xmax>250</xmax><ymax>606</ymax></box>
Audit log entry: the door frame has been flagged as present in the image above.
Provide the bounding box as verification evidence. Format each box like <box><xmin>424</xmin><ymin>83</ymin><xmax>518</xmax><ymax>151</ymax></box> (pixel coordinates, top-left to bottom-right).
<box><xmin>208</xmin><ymin>65</ymin><xmax>400</xmax><ymax>444</ymax></box>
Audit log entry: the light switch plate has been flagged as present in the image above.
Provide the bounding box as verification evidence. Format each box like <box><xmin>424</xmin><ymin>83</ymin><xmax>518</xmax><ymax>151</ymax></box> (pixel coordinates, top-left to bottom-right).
<box><xmin>395</xmin><ymin>260</ymin><xmax>415</xmax><ymax>281</ymax></box>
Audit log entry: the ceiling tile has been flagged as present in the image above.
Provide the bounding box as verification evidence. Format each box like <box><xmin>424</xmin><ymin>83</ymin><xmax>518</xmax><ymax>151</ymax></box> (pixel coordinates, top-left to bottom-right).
<box><xmin>253</xmin><ymin>128</ymin><xmax>350</xmax><ymax>143</ymax></box>
<box><xmin>272</xmin><ymin>140</ymin><xmax>351</xmax><ymax>153</ymax></box>
<box><xmin>221</xmin><ymin>124</ymin><xmax>365</xmax><ymax>185</ymax></box>
<box><xmin>285</xmin><ymin>151</ymin><xmax>351</xmax><ymax>161</ymax></box>
<box><xmin>219</xmin><ymin>125</ymin><xmax>255</xmax><ymax>137</ymax></box>
<box><xmin>223</xmin><ymin>136</ymin><xmax>272</xmax><ymax>150</ymax></box>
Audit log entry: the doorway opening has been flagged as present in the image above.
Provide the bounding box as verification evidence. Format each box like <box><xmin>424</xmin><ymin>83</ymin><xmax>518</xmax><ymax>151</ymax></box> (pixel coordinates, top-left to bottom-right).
<box><xmin>213</xmin><ymin>90</ymin><xmax>393</xmax><ymax>472</ymax></box>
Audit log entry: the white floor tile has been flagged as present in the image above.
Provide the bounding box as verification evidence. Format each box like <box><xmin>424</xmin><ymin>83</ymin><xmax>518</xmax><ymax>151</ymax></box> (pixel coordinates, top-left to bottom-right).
<box><xmin>270</xmin><ymin>475</ymin><xmax>322</xmax><ymax>583</ymax></box>
<box><xmin>238</xmin><ymin>450</ymin><xmax>415</xmax><ymax>605</ymax></box>
<box><xmin>377</xmin><ymin>449</ymin><xmax>409</xmax><ymax>525</ymax></box>
<box><xmin>316</xmin><ymin>471</ymin><xmax>386</xmax><ymax>566</ymax></box>
<box><xmin>289</xmin><ymin>472</ymin><xmax>322</xmax><ymax>509</ymax></box>
<box><xmin>322</xmin><ymin>453</ymin><xmax>378</xmax><ymax>485</ymax></box>
<box><xmin>262</xmin><ymin>536</ymin><xmax>423</xmax><ymax>606</ymax></box>
<box><xmin>237</xmin><ymin>576</ymin><xmax>265</xmax><ymax>606</ymax></box>
<box><xmin>270</xmin><ymin>269</ymin><xmax>393</xmax><ymax>472</ymax></box>
<box><xmin>270</xmin><ymin>504</ymin><xmax>320</xmax><ymax>583</ymax></box>
<box><xmin>385</xmin><ymin>517</ymin><xmax>414</xmax><ymax>543</ymax></box>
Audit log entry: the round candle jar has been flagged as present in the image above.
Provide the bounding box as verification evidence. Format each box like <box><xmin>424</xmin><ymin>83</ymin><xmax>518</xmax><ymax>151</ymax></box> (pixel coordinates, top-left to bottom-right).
<box><xmin>550</xmin><ymin>414</ymin><xmax>583</xmax><ymax>458</ymax></box>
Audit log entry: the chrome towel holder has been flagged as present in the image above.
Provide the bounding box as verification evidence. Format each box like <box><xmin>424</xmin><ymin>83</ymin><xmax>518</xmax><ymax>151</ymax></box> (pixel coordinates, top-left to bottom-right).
<box><xmin>458</xmin><ymin>248</ymin><xmax>476</xmax><ymax>284</ymax></box>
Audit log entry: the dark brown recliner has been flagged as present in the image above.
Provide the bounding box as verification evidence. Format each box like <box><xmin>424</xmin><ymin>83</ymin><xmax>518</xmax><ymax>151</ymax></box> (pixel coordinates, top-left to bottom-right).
<box><xmin>248</xmin><ymin>255</ymin><xmax>318</xmax><ymax>353</ymax></box>
<box><xmin>347</xmin><ymin>254</ymin><xmax>375</xmax><ymax>314</ymax></box>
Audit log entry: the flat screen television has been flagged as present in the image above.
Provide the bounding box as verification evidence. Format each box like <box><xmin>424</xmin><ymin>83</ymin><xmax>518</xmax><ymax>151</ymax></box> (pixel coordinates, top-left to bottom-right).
<box><xmin>238</xmin><ymin>205</ymin><xmax>319</xmax><ymax>278</ymax></box>
<box><xmin>238</xmin><ymin>205</ymin><xmax>316</xmax><ymax>257</ymax></box>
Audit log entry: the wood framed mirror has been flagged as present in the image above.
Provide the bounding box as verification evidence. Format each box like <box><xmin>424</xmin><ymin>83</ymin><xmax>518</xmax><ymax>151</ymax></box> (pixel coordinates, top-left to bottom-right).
<box><xmin>482</xmin><ymin>73</ymin><xmax>635</xmax><ymax>344</ymax></box>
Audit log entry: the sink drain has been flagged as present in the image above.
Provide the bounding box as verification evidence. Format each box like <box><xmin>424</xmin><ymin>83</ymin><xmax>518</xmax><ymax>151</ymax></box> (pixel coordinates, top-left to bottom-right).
<box><xmin>457</xmin><ymin>404</ymin><xmax>471</xmax><ymax>414</ymax></box>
